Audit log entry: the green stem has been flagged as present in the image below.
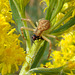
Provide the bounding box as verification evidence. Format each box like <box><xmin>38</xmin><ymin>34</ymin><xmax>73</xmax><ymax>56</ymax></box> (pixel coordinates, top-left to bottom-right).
<box><xmin>20</xmin><ymin>13</ymin><xmax>31</xmax><ymax>52</ymax></box>
<box><xmin>19</xmin><ymin>40</ymin><xmax>45</xmax><ymax>75</ymax></box>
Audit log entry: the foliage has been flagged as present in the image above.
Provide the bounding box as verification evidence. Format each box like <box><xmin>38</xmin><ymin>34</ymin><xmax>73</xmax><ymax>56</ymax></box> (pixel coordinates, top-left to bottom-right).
<box><xmin>0</xmin><ymin>0</ymin><xmax>75</xmax><ymax>75</ymax></box>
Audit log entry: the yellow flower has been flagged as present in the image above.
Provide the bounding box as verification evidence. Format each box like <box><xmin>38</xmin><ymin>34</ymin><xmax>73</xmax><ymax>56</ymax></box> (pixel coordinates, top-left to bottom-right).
<box><xmin>0</xmin><ymin>0</ymin><xmax>14</xmax><ymax>22</ymax></box>
<box><xmin>56</xmin><ymin>13</ymin><xmax>65</xmax><ymax>22</ymax></box>
<box><xmin>67</xmin><ymin>61</ymin><xmax>75</xmax><ymax>70</ymax></box>
<box><xmin>57</xmin><ymin>0</ymin><xmax>75</xmax><ymax>24</ymax></box>
<box><xmin>31</xmin><ymin>73</ymin><xmax>36</xmax><ymax>75</ymax></box>
<box><xmin>64</xmin><ymin>61</ymin><xmax>75</xmax><ymax>75</ymax></box>
<box><xmin>42</xmin><ymin>31</ymin><xmax>75</xmax><ymax>74</ymax></box>
<box><xmin>0</xmin><ymin>0</ymin><xmax>26</xmax><ymax>75</ymax></box>
<box><xmin>64</xmin><ymin>0</ymin><xmax>75</xmax><ymax>17</ymax></box>
<box><xmin>42</xmin><ymin>0</ymin><xmax>75</xmax><ymax>24</ymax></box>
<box><xmin>68</xmin><ymin>0</ymin><xmax>75</xmax><ymax>7</ymax></box>
<box><xmin>0</xmin><ymin>14</ymin><xmax>26</xmax><ymax>75</ymax></box>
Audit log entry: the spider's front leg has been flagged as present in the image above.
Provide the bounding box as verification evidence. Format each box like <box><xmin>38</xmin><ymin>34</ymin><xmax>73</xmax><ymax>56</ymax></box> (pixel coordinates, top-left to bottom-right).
<box><xmin>21</xmin><ymin>18</ymin><xmax>36</xmax><ymax>28</ymax></box>
<box><xmin>42</xmin><ymin>35</ymin><xmax>52</xmax><ymax>60</ymax></box>
<box><xmin>21</xmin><ymin>18</ymin><xmax>36</xmax><ymax>40</ymax></box>
<box><xmin>20</xmin><ymin>27</ymin><xmax>34</xmax><ymax>40</ymax></box>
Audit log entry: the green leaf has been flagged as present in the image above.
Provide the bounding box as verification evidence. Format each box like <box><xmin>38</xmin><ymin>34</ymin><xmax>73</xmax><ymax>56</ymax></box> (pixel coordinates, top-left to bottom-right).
<box><xmin>14</xmin><ymin>0</ymin><xmax>30</xmax><ymax>13</ymax></box>
<box><xmin>51</xmin><ymin>16</ymin><xmax>75</xmax><ymax>34</ymax></box>
<box><xmin>9</xmin><ymin>0</ymin><xmax>30</xmax><ymax>36</ymax></box>
<box><xmin>49</xmin><ymin>7</ymin><xmax>75</xmax><ymax>33</ymax></box>
<box><xmin>46</xmin><ymin>0</ymin><xmax>57</xmax><ymax>20</ymax></box>
<box><xmin>50</xmin><ymin>0</ymin><xmax>64</xmax><ymax>21</ymax></box>
<box><xmin>27</xmin><ymin>66</ymin><xmax>64</xmax><ymax>75</ymax></box>
<box><xmin>46</xmin><ymin>0</ymin><xmax>64</xmax><ymax>21</ymax></box>
<box><xmin>15</xmin><ymin>0</ymin><xmax>30</xmax><ymax>7</ymax></box>
<box><xmin>9</xmin><ymin>0</ymin><xmax>24</xmax><ymax>34</ymax></box>
<box><xmin>9</xmin><ymin>0</ymin><xmax>31</xmax><ymax>51</ymax></box>
<box><xmin>31</xmin><ymin>41</ymin><xmax>47</xmax><ymax>69</ymax></box>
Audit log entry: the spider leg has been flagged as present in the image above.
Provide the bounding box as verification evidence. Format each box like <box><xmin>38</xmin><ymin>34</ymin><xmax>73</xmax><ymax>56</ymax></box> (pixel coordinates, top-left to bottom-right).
<box><xmin>20</xmin><ymin>27</ymin><xmax>34</xmax><ymax>40</ymax></box>
<box><xmin>44</xmin><ymin>34</ymin><xmax>59</xmax><ymax>41</ymax></box>
<box><xmin>42</xmin><ymin>35</ymin><xmax>52</xmax><ymax>60</ymax></box>
<box><xmin>21</xmin><ymin>18</ymin><xmax>36</xmax><ymax>28</ymax></box>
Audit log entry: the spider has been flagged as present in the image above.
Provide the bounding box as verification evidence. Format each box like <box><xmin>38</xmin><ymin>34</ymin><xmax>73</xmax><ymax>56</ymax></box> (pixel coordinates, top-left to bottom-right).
<box><xmin>21</xmin><ymin>18</ymin><xmax>58</xmax><ymax>59</ymax></box>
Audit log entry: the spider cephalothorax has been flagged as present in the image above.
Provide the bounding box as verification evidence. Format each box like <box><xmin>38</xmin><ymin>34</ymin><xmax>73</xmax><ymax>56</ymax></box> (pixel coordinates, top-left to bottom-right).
<box><xmin>21</xmin><ymin>18</ymin><xmax>58</xmax><ymax>59</ymax></box>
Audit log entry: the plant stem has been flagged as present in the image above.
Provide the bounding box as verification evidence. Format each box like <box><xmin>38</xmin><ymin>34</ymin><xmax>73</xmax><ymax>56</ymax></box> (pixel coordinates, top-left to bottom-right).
<box><xmin>19</xmin><ymin>40</ymin><xmax>44</xmax><ymax>75</ymax></box>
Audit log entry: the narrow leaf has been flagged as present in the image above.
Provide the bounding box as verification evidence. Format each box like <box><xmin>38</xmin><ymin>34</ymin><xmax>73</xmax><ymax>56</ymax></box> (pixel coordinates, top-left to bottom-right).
<box><xmin>27</xmin><ymin>66</ymin><xmax>64</xmax><ymax>75</ymax></box>
<box><xmin>50</xmin><ymin>0</ymin><xmax>64</xmax><ymax>21</ymax></box>
<box><xmin>9</xmin><ymin>0</ymin><xmax>24</xmax><ymax>34</ymax></box>
<box><xmin>14</xmin><ymin>0</ymin><xmax>30</xmax><ymax>12</ymax></box>
<box><xmin>51</xmin><ymin>16</ymin><xmax>75</xmax><ymax>34</ymax></box>
<box><xmin>31</xmin><ymin>41</ymin><xmax>47</xmax><ymax>69</ymax></box>
<box><xmin>49</xmin><ymin>7</ymin><xmax>75</xmax><ymax>32</ymax></box>
<box><xmin>46</xmin><ymin>0</ymin><xmax>56</xmax><ymax>20</ymax></box>
<box><xmin>9</xmin><ymin>0</ymin><xmax>31</xmax><ymax>50</ymax></box>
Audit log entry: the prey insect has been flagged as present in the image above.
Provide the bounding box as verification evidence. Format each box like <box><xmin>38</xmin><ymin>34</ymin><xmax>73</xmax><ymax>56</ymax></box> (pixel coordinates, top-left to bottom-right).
<box><xmin>21</xmin><ymin>18</ymin><xmax>58</xmax><ymax>59</ymax></box>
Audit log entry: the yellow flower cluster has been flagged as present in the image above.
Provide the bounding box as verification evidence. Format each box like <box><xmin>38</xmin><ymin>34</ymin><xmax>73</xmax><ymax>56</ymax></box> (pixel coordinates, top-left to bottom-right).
<box><xmin>31</xmin><ymin>73</ymin><xmax>36</xmax><ymax>75</ymax></box>
<box><xmin>0</xmin><ymin>0</ymin><xmax>12</xmax><ymax>22</ymax></box>
<box><xmin>56</xmin><ymin>0</ymin><xmax>75</xmax><ymax>24</ymax></box>
<box><xmin>0</xmin><ymin>0</ymin><xmax>26</xmax><ymax>75</ymax></box>
<box><xmin>67</xmin><ymin>0</ymin><xmax>75</xmax><ymax>17</ymax></box>
<box><xmin>41</xmin><ymin>31</ymin><xmax>75</xmax><ymax>74</ymax></box>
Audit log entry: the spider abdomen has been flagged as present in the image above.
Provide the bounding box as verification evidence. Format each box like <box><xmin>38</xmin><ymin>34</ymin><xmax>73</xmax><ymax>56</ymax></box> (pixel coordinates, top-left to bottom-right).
<box><xmin>34</xmin><ymin>20</ymin><xmax>50</xmax><ymax>36</ymax></box>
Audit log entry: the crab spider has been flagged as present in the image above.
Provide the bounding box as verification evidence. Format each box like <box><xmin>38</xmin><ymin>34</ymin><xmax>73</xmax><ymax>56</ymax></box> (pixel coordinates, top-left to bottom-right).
<box><xmin>21</xmin><ymin>18</ymin><xmax>58</xmax><ymax>59</ymax></box>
